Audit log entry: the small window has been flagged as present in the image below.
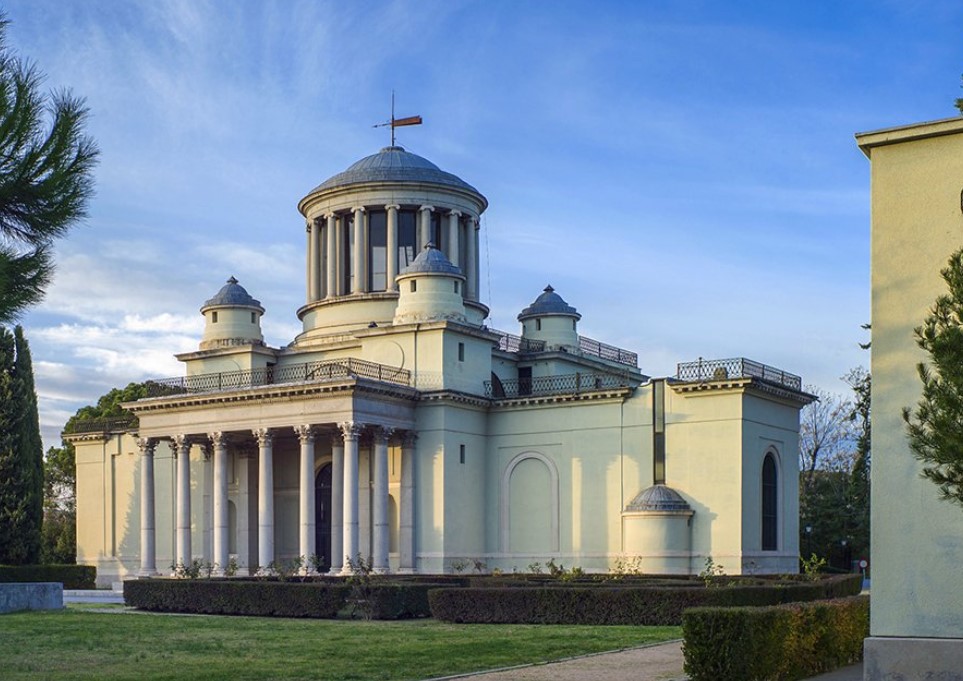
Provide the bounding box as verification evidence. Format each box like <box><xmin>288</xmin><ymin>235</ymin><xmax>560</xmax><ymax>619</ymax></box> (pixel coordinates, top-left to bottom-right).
<box><xmin>454</xmin><ymin>281</ymin><xmax>459</xmax><ymax>294</ymax></box>
<box><xmin>459</xmin><ymin>444</ymin><xmax>465</xmax><ymax>464</ymax></box>
<box><xmin>212</xmin><ymin>311</ymin><xmax>218</xmax><ymax>323</ymax></box>
<box><xmin>536</xmin><ymin>319</ymin><xmax>542</xmax><ymax>331</ymax></box>
<box><xmin>573</xmin><ymin>319</ymin><xmax>576</xmax><ymax>330</ymax></box>
<box><xmin>410</xmin><ymin>280</ymin><xmax>417</xmax><ymax>293</ymax></box>
<box><xmin>762</xmin><ymin>454</ymin><xmax>778</xmax><ymax>551</ymax></box>
<box><xmin>458</xmin><ymin>342</ymin><xmax>465</xmax><ymax>362</ymax></box>
<box><xmin>251</xmin><ymin>312</ymin><xmax>256</xmax><ymax>324</ymax></box>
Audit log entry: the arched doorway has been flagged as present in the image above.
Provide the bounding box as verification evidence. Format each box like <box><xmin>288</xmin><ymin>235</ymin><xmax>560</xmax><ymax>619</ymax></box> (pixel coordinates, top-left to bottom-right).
<box><xmin>315</xmin><ymin>464</ymin><xmax>333</xmax><ymax>572</ymax></box>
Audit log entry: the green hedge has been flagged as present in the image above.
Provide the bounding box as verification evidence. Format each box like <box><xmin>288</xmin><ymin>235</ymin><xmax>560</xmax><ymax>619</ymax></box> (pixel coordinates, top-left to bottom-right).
<box><xmin>351</xmin><ymin>582</ymin><xmax>454</xmax><ymax>619</ymax></box>
<box><xmin>0</xmin><ymin>564</ymin><xmax>96</xmax><ymax>589</ymax></box>
<box><xmin>124</xmin><ymin>579</ymin><xmax>348</xmax><ymax>618</ymax></box>
<box><xmin>428</xmin><ymin>574</ymin><xmax>862</xmax><ymax>625</ymax></box>
<box><xmin>682</xmin><ymin>596</ymin><xmax>869</xmax><ymax>681</ymax></box>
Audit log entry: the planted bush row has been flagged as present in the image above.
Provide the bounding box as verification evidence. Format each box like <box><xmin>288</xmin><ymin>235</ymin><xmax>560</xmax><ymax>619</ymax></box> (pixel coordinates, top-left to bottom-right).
<box><xmin>428</xmin><ymin>574</ymin><xmax>862</xmax><ymax>625</ymax></box>
<box><xmin>682</xmin><ymin>595</ymin><xmax>869</xmax><ymax>681</ymax></box>
<box><xmin>0</xmin><ymin>564</ymin><xmax>96</xmax><ymax>589</ymax></box>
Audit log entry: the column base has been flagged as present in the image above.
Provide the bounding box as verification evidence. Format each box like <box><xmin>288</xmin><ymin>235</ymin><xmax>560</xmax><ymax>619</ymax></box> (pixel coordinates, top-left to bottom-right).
<box><xmin>864</xmin><ymin>636</ymin><xmax>963</xmax><ymax>680</ymax></box>
<box><xmin>372</xmin><ymin>567</ymin><xmax>390</xmax><ymax>575</ymax></box>
<box><xmin>136</xmin><ymin>569</ymin><xmax>159</xmax><ymax>578</ymax></box>
<box><xmin>396</xmin><ymin>568</ymin><xmax>416</xmax><ymax>575</ymax></box>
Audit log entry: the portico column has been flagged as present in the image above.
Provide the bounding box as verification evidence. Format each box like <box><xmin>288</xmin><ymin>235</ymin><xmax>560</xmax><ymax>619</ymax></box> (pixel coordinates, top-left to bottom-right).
<box><xmin>137</xmin><ymin>438</ymin><xmax>157</xmax><ymax>576</ymax></box>
<box><xmin>448</xmin><ymin>210</ymin><xmax>462</xmax><ymax>266</ymax></box>
<box><xmin>254</xmin><ymin>428</ymin><xmax>274</xmax><ymax>572</ymax></box>
<box><xmin>399</xmin><ymin>431</ymin><xmax>417</xmax><ymax>573</ymax></box>
<box><xmin>309</xmin><ymin>219</ymin><xmax>321</xmax><ymax>301</ymax></box>
<box><xmin>339</xmin><ymin>421</ymin><xmax>362</xmax><ymax>573</ymax></box>
<box><xmin>329</xmin><ymin>434</ymin><xmax>345</xmax><ymax>574</ymax></box>
<box><xmin>352</xmin><ymin>207</ymin><xmax>366</xmax><ymax>294</ymax></box>
<box><xmin>325</xmin><ymin>213</ymin><xmax>337</xmax><ymax>298</ymax></box>
<box><xmin>372</xmin><ymin>427</ymin><xmax>393</xmax><ymax>574</ymax></box>
<box><xmin>466</xmin><ymin>216</ymin><xmax>478</xmax><ymax>300</ymax></box>
<box><xmin>419</xmin><ymin>205</ymin><xmax>434</xmax><ymax>249</ymax></box>
<box><xmin>173</xmin><ymin>435</ymin><xmax>192</xmax><ymax>569</ymax></box>
<box><xmin>209</xmin><ymin>432</ymin><xmax>229</xmax><ymax>576</ymax></box>
<box><xmin>295</xmin><ymin>425</ymin><xmax>317</xmax><ymax>573</ymax></box>
<box><xmin>305</xmin><ymin>221</ymin><xmax>313</xmax><ymax>304</ymax></box>
<box><xmin>386</xmin><ymin>204</ymin><xmax>399</xmax><ymax>290</ymax></box>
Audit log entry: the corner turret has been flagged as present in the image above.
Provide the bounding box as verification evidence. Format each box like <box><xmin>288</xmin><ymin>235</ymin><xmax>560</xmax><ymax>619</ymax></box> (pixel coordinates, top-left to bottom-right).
<box><xmin>518</xmin><ymin>285</ymin><xmax>581</xmax><ymax>350</ymax></box>
<box><xmin>199</xmin><ymin>277</ymin><xmax>265</xmax><ymax>350</ymax></box>
<box><xmin>393</xmin><ymin>244</ymin><xmax>467</xmax><ymax>325</ymax></box>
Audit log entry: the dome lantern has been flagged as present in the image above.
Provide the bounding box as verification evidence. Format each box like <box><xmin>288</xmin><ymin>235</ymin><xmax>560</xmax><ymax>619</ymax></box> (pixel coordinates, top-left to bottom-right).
<box><xmin>199</xmin><ymin>276</ymin><xmax>265</xmax><ymax>350</ymax></box>
<box><xmin>393</xmin><ymin>243</ymin><xmax>467</xmax><ymax>325</ymax></box>
<box><xmin>517</xmin><ymin>285</ymin><xmax>581</xmax><ymax>350</ymax></box>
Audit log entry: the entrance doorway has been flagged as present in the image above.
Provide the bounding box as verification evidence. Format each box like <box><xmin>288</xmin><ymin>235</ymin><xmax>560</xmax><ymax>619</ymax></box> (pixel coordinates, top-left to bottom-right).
<box><xmin>315</xmin><ymin>463</ymin><xmax>332</xmax><ymax>572</ymax></box>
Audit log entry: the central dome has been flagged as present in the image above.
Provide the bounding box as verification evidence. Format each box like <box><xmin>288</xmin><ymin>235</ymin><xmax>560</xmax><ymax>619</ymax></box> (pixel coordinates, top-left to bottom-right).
<box><xmin>310</xmin><ymin>146</ymin><xmax>481</xmax><ymax>194</ymax></box>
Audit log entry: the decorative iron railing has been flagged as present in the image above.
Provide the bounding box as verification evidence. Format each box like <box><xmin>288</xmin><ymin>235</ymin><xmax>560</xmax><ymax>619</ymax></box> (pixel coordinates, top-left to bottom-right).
<box><xmin>675</xmin><ymin>358</ymin><xmax>802</xmax><ymax>391</ymax></box>
<box><xmin>492</xmin><ymin>330</ymin><xmax>546</xmax><ymax>353</ymax></box>
<box><xmin>578</xmin><ymin>335</ymin><xmax>638</xmax><ymax>367</ymax></box>
<box><xmin>143</xmin><ymin>358</ymin><xmax>411</xmax><ymax>398</ymax></box>
<box><xmin>63</xmin><ymin>415</ymin><xmax>138</xmax><ymax>434</ymax></box>
<box><xmin>484</xmin><ymin>372</ymin><xmax>631</xmax><ymax>399</ymax></box>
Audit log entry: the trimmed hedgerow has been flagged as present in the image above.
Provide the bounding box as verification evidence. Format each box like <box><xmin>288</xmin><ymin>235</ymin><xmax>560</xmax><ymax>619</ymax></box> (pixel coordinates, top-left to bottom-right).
<box><xmin>682</xmin><ymin>595</ymin><xmax>869</xmax><ymax>681</ymax></box>
<box><xmin>428</xmin><ymin>574</ymin><xmax>862</xmax><ymax>625</ymax></box>
<box><xmin>124</xmin><ymin>579</ymin><xmax>348</xmax><ymax>618</ymax></box>
<box><xmin>0</xmin><ymin>564</ymin><xmax>96</xmax><ymax>589</ymax></box>
<box><xmin>353</xmin><ymin>583</ymin><xmax>455</xmax><ymax>619</ymax></box>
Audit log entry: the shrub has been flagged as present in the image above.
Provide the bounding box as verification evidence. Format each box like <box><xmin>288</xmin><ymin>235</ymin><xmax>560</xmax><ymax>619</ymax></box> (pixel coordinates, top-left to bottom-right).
<box><xmin>682</xmin><ymin>596</ymin><xmax>869</xmax><ymax>681</ymax></box>
<box><xmin>0</xmin><ymin>564</ymin><xmax>95</xmax><ymax>589</ymax></box>
<box><xmin>124</xmin><ymin>579</ymin><xmax>347</xmax><ymax>618</ymax></box>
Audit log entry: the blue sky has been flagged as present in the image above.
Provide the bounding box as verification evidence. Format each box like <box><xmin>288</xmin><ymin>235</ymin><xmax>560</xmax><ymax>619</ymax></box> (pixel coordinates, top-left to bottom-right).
<box><xmin>6</xmin><ymin>0</ymin><xmax>962</xmax><ymax>449</ymax></box>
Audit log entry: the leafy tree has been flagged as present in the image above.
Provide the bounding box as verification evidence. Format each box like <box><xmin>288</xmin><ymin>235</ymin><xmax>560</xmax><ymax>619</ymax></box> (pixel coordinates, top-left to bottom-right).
<box><xmin>0</xmin><ymin>325</ymin><xmax>43</xmax><ymax>563</ymax></box>
<box><xmin>904</xmin><ymin>247</ymin><xmax>963</xmax><ymax>507</ymax></box>
<box><xmin>957</xmin><ymin>74</ymin><xmax>963</xmax><ymax>115</ymax></box>
<box><xmin>0</xmin><ymin>15</ymin><xmax>98</xmax><ymax>322</ymax></box>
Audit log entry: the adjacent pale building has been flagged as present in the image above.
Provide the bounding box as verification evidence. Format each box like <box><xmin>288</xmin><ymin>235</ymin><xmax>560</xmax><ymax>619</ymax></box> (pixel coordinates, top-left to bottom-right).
<box><xmin>67</xmin><ymin>144</ymin><xmax>811</xmax><ymax>586</ymax></box>
<box><xmin>857</xmin><ymin>118</ymin><xmax>963</xmax><ymax>678</ymax></box>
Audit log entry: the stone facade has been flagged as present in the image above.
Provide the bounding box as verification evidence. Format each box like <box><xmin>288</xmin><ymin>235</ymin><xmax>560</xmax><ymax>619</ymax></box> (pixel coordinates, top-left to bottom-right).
<box><xmin>69</xmin><ymin>145</ymin><xmax>811</xmax><ymax>586</ymax></box>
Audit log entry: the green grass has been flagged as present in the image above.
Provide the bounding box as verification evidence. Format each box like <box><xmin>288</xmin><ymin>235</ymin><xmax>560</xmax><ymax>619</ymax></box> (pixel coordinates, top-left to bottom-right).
<box><xmin>0</xmin><ymin>609</ymin><xmax>680</xmax><ymax>680</ymax></box>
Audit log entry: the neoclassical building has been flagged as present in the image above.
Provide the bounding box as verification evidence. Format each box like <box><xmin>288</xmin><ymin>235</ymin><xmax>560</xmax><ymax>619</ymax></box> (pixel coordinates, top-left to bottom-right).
<box><xmin>68</xmin><ymin>145</ymin><xmax>812</xmax><ymax>586</ymax></box>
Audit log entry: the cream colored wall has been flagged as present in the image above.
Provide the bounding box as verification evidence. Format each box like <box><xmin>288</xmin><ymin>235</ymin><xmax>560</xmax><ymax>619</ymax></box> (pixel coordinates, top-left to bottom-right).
<box><xmin>520</xmin><ymin>315</ymin><xmax>579</xmax><ymax>349</ymax></box>
<box><xmin>859</xmin><ymin>118</ymin><xmax>963</xmax><ymax>638</ymax></box>
<box><xmin>201</xmin><ymin>307</ymin><xmax>262</xmax><ymax>346</ymax></box>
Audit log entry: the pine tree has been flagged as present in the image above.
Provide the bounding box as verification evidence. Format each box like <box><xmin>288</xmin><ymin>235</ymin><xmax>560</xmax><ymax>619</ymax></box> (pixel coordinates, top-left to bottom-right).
<box><xmin>0</xmin><ymin>15</ymin><xmax>98</xmax><ymax>322</ymax></box>
<box><xmin>904</xmin><ymin>247</ymin><xmax>963</xmax><ymax>507</ymax></box>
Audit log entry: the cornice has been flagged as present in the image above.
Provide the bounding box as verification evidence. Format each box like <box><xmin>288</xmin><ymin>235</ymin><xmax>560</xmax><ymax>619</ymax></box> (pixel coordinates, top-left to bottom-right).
<box><xmin>488</xmin><ymin>386</ymin><xmax>633</xmax><ymax>409</ymax></box>
<box><xmin>671</xmin><ymin>377</ymin><xmax>815</xmax><ymax>407</ymax></box>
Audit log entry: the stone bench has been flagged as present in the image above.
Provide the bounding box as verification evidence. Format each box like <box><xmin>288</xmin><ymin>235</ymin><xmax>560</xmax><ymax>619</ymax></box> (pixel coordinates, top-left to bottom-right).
<box><xmin>0</xmin><ymin>582</ymin><xmax>64</xmax><ymax>613</ymax></box>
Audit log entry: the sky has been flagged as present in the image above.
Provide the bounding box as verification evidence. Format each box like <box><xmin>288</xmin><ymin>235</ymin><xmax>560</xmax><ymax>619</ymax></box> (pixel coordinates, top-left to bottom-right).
<box><xmin>5</xmin><ymin>0</ymin><xmax>963</xmax><ymax>450</ymax></box>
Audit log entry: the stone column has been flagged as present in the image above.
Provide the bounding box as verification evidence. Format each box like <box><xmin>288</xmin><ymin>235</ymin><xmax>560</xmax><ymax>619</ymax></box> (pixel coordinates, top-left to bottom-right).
<box><xmin>137</xmin><ymin>438</ymin><xmax>157</xmax><ymax>576</ymax></box>
<box><xmin>372</xmin><ymin>427</ymin><xmax>393</xmax><ymax>573</ymax></box>
<box><xmin>340</xmin><ymin>421</ymin><xmax>362</xmax><ymax>574</ymax></box>
<box><xmin>295</xmin><ymin>425</ymin><xmax>316</xmax><ymax>573</ymax></box>
<box><xmin>325</xmin><ymin>213</ymin><xmax>337</xmax><ymax>298</ymax></box>
<box><xmin>352</xmin><ymin>207</ymin><xmax>366</xmax><ymax>294</ymax></box>
<box><xmin>236</xmin><ymin>449</ymin><xmax>255</xmax><ymax>576</ymax></box>
<box><xmin>466</xmin><ymin>216</ymin><xmax>478</xmax><ymax>300</ymax></box>
<box><xmin>447</xmin><ymin>210</ymin><xmax>462</xmax><ymax>266</ymax></box>
<box><xmin>254</xmin><ymin>428</ymin><xmax>274</xmax><ymax>573</ymax></box>
<box><xmin>309</xmin><ymin>219</ymin><xmax>321</xmax><ymax>301</ymax></box>
<box><xmin>419</xmin><ymin>205</ymin><xmax>434</xmax><ymax>249</ymax></box>
<box><xmin>386</xmin><ymin>204</ymin><xmax>399</xmax><ymax>290</ymax></box>
<box><xmin>335</xmin><ymin>214</ymin><xmax>343</xmax><ymax>296</ymax></box>
<box><xmin>305</xmin><ymin>221</ymin><xmax>313</xmax><ymax>304</ymax></box>
<box><xmin>201</xmin><ymin>443</ymin><xmax>213</xmax><ymax>566</ymax></box>
<box><xmin>399</xmin><ymin>431</ymin><xmax>417</xmax><ymax>573</ymax></box>
<box><xmin>209</xmin><ymin>432</ymin><xmax>229</xmax><ymax>576</ymax></box>
<box><xmin>173</xmin><ymin>435</ymin><xmax>192</xmax><ymax>569</ymax></box>
<box><xmin>329</xmin><ymin>434</ymin><xmax>345</xmax><ymax>574</ymax></box>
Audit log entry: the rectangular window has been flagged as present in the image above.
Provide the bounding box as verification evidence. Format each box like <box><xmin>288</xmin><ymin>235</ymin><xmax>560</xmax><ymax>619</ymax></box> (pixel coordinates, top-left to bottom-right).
<box><xmin>368</xmin><ymin>210</ymin><xmax>387</xmax><ymax>291</ymax></box>
<box><xmin>212</xmin><ymin>311</ymin><xmax>218</xmax><ymax>323</ymax></box>
<box><xmin>459</xmin><ymin>444</ymin><xmax>465</xmax><ymax>464</ymax></box>
<box><xmin>410</xmin><ymin>280</ymin><xmax>417</xmax><ymax>293</ymax></box>
<box><xmin>458</xmin><ymin>342</ymin><xmax>465</xmax><ymax>362</ymax></box>
<box><xmin>251</xmin><ymin>312</ymin><xmax>256</xmax><ymax>323</ymax></box>
<box><xmin>518</xmin><ymin>366</ymin><xmax>532</xmax><ymax>396</ymax></box>
<box><xmin>536</xmin><ymin>319</ymin><xmax>542</xmax><ymax>331</ymax></box>
<box><xmin>398</xmin><ymin>210</ymin><xmax>417</xmax><ymax>267</ymax></box>
<box><xmin>454</xmin><ymin>280</ymin><xmax>459</xmax><ymax>294</ymax></box>
<box><xmin>652</xmin><ymin>379</ymin><xmax>666</xmax><ymax>485</ymax></box>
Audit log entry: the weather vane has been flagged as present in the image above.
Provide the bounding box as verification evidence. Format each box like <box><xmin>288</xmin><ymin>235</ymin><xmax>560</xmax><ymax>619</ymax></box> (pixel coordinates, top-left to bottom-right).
<box><xmin>373</xmin><ymin>91</ymin><xmax>422</xmax><ymax>146</ymax></box>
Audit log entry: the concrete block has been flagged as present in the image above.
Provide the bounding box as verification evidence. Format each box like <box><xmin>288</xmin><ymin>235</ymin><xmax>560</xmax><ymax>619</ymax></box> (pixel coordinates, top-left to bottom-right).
<box><xmin>0</xmin><ymin>582</ymin><xmax>64</xmax><ymax>613</ymax></box>
<box><xmin>864</xmin><ymin>636</ymin><xmax>963</xmax><ymax>680</ymax></box>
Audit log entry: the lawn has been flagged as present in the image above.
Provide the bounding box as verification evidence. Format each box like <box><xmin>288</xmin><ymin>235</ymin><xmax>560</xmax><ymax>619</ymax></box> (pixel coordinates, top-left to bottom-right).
<box><xmin>0</xmin><ymin>605</ymin><xmax>680</xmax><ymax>680</ymax></box>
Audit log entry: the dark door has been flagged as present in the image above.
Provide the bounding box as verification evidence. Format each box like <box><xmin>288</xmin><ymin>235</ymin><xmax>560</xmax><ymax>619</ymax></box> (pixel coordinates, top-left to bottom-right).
<box><xmin>315</xmin><ymin>464</ymin><xmax>332</xmax><ymax>572</ymax></box>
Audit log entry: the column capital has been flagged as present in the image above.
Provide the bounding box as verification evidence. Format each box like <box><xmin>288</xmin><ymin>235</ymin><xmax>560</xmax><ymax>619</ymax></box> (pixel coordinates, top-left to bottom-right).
<box><xmin>468</xmin><ymin>216</ymin><xmax>479</xmax><ymax>229</ymax></box>
<box><xmin>372</xmin><ymin>426</ymin><xmax>394</xmax><ymax>444</ymax></box>
<box><xmin>136</xmin><ymin>437</ymin><xmax>156</xmax><ymax>456</ymax></box>
<box><xmin>253</xmin><ymin>428</ymin><xmax>274</xmax><ymax>447</ymax></box>
<box><xmin>419</xmin><ymin>205</ymin><xmax>435</xmax><ymax>213</ymax></box>
<box><xmin>352</xmin><ymin>206</ymin><xmax>366</xmax><ymax>214</ymax></box>
<box><xmin>401</xmin><ymin>430</ymin><xmax>418</xmax><ymax>448</ymax></box>
<box><xmin>339</xmin><ymin>421</ymin><xmax>364</xmax><ymax>441</ymax></box>
<box><xmin>172</xmin><ymin>434</ymin><xmax>191</xmax><ymax>457</ymax></box>
<box><xmin>306</xmin><ymin>219</ymin><xmax>313</xmax><ymax>233</ymax></box>
<box><xmin>448</xmin><ymin>209</ymin><xmax>463</xmax><ymax>218</ymax></box>
<box><xmin>208</xmin><ymin>431</ymin><xmax>227</xmax><ymax>448</ymax></box>
<box><xmin>385</xmin><ymin>203</ymin><xmax>400</xmax><ymax>211</ymax></box>
<box><xmin>294</xmin><ymin>424</ymin><xmax>316</xmax><ymax>445</ymax></box>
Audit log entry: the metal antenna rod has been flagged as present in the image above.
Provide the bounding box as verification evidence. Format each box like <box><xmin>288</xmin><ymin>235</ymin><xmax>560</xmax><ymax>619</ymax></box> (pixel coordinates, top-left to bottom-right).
<box><xmin>373</xmin><ymin>91</ymin><xmax>423</xmax><ymax>146</ymax></box>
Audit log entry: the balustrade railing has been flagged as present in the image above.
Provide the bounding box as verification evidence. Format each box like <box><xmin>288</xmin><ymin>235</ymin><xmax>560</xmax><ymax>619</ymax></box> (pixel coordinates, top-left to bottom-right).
<box><xmin>143</xmin><ymin>358</ymin><xmax>411</xmax><ymax>398</ymax></box>
<box><xmin>675</xmin><ymin>357</ymin><xmax>802</xmax><ymax>391</ymax></box>
<box><xmin>485</xmin><ymin>372</ymin><xmax>631</xmax><ymax>399</ymax></box>
<box><xmin>578</xmin><ymin>335</ymin><xmax>638</xmax><ymax>367</ymax></box>
<box><xmin>492</xmin><ymin>330</ymin><xmax>546</xmax><ymax>353</ymax></box>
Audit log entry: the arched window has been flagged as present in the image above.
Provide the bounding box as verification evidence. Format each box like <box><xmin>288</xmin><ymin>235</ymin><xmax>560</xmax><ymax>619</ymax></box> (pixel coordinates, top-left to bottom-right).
<box><xmin>762</xmin><ymin>453</ymin><xmax>778</xmax><ymax>551</ymax></box>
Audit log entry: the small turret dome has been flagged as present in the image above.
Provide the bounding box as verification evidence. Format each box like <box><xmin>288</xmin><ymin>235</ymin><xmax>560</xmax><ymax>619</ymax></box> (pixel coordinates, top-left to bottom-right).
<box><xmin>202</xmin><ymin>276</ymin><xmax>264</xmax><ymax>312</ymax></box>
<box><xmin>394</xmin><ymin>244</ymin><xmax>467</xmax><ymax>325</ymax></box>
<box><xmin>625</xmin><ymin>485</ymin><xmax>693</xmax><ymax>513</ymax></box>
<box><xmin>400</xmin><ymin>242</ymin><xmax>465</xmax><ymax>277</ymax></box>
<box><xmin>517</xmin><ymin>285</ymin><xmax>581</xmax><ymax>322</ymax></box>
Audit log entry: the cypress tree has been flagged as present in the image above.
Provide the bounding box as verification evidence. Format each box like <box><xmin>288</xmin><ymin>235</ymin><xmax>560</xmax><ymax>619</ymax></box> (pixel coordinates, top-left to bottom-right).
<box><xmin>14</xmin><ymin>325</ymin><xmax>42</xmax><ymax>562</ymax></box>
<box><xmin>0</xmin><ymin>326</ymin><xmax>26</xmax><ymax>562</ymax></box>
